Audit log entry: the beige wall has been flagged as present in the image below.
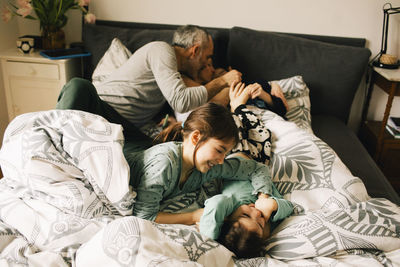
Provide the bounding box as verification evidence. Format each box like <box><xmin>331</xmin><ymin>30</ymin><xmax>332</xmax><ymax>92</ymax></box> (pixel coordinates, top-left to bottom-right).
<box><xmin>1</xmin><ymin>0</ymin><xmax>400</xmax><ymax>135</ymax></box>
<box><xmin>0</xmin><ymin>17</ymin><xmax>18</xmax><ymax>147</ymax></box>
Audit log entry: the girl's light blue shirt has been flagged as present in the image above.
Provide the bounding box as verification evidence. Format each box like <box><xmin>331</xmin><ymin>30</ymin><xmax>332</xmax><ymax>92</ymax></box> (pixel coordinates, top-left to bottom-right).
<box><xmin>126</xmin><ymin>141</ymin><xmax>274</xmax><ymax>221</ymax></box>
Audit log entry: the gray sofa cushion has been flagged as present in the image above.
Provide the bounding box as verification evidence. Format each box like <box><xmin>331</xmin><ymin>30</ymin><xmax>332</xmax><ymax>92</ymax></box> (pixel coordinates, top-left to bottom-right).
<box><xmin>83</xmin><ymin>24</ymin><xmax>174</xmax><ymax>79</ymax></box>
<box><xmin>312</xmin><ymin>115</ymin><xmax>400</xmax><ymax>205</ymax></box>
<box><xmin>227</xmin><ymin>27</ymin><xmax>371</xmax><ymax>123</ymax></box>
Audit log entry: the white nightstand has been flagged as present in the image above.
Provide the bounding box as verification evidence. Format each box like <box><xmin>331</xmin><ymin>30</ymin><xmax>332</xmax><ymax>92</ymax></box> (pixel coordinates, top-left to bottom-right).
<box><xmin>0</xmin><ymin>48</ymin><xmax>81</xmax><ymax>120</ymax></box>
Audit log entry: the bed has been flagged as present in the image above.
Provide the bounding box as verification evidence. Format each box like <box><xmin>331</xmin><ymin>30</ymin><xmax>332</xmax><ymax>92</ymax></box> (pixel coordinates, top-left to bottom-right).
<box><xmin>0</xmin><ymin>21</ymin><xmax>399</xmax><ymax>266</ymax></box>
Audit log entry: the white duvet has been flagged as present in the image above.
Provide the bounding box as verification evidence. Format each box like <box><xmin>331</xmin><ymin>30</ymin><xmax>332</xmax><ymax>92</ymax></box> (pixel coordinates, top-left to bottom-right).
<box><xmin>0</xmin><ymin>109</ymin><xmax>399</xmax><ymax>267</ymax></box>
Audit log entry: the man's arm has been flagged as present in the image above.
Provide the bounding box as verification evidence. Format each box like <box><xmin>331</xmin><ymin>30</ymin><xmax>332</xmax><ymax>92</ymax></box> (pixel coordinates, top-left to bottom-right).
<box><xmin>204</xmin><ymin>70</ymin><xmax>242</xmax><ymax>100</ymax></box>
<box><xmin>182</xmin><ymin>74</ymin><xmax>230</xmax><ymax>107</ymax></box>
<box><xmin>149</xmin><ymin>43</ymin><xmax>208</xmax><ymax>113</ymax></box>
<box><xmin>209</xmin><ymin>87</ymin><xmax>229</xmax><ymax>107</ymax></box>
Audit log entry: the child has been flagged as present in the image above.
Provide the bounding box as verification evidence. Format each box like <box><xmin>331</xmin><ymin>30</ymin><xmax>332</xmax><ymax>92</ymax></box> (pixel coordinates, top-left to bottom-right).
<box><xmin>201</xmin><ymin>178</ymin><xmax>293</xmax><ymax>258</ymax></box>
<box><xmin>128</xmin><ymin>102</ymin><xmax>278</xmax><ymax>224</ymax></box>
<box><xmin>198</xmin><ymin>82</ymin><xmax>293</xmax><ymax>258</ymax></box>
<box><xmin>180</xmin><ymin>58</ymin><xmax>288</xmax><ymax>118</ymax></box>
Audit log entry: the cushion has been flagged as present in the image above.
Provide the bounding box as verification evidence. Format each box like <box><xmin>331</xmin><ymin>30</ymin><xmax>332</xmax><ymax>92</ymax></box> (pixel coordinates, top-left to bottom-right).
<box><xmin>227</xmin><ymin>27</ymin><xmax>371</xmax><ymax>123</ymax></box>
<box><xmin>83</xmin><ymin>24</ymin><xmax>174</xmax><ymax>80</ymax></box>
<box><xmin>92</xmin><ymin>38</ymin><xmax>132</xmax><ymax>86</ymax></box>
<box><xmin>271</xmin><ymin>75</ymin><xmax>312</xmax><ymax>133</ymax></box>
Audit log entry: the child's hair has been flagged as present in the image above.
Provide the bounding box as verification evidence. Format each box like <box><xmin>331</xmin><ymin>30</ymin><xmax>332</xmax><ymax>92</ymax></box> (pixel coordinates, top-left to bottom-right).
<box><xmin>218</xmin><ymin>219</ymin><xmax>267</xmax><ymax>259</ymax></box>
<box><xmin>154</xmin><ymin>102</ymin><xmax>239</xmax><ymax>147</ymax></box>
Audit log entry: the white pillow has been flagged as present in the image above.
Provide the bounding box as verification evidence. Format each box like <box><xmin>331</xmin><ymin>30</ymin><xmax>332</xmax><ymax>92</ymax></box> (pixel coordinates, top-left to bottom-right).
<box><xmin>92</xmin><ymin>38</ymin><xmax>132</xmax><ymax>86</ymax></box>
<box><xmin>271</xmin><ymin>75</ymin><xmax>312</xmax><ymax>133</ymax></box>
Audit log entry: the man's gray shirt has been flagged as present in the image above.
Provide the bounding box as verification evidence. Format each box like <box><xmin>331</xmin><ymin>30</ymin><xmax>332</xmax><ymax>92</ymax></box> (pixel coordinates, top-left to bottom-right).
<box><xmin>95</xmin><ymin>41</ymin><xmax>208</xmax><ymax>126</ymax></box>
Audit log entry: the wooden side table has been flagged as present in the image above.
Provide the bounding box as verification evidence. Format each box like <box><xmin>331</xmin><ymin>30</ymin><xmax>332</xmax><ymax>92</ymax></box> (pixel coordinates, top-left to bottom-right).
<box><xmin>360</xmin><ymin>67</ymin><xmax>400</xmax><ymax>192</ymax></box>
<box><xmin>0</xmin><ymin>48</ymin><xmax>81</xmax><ymax>121</ymax></box>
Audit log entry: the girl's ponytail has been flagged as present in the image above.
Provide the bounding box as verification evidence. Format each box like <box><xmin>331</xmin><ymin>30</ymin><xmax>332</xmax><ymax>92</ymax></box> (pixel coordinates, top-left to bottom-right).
<box><xmin>154</xmin><ymin>103</ymin><xmax>239</xmax><ymax>146</ymax></box>
<box><xmin>153</xmin><ymin>122</ymin><xmax>183</xmax><ymax>144</ymax></box>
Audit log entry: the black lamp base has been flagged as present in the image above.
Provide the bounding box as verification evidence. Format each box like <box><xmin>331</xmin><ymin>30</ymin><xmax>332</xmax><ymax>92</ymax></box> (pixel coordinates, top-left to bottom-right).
<box><xmin>372</xmin><ymin>59</ymin><xmax>400</xmax><ymax>69</ymax></box>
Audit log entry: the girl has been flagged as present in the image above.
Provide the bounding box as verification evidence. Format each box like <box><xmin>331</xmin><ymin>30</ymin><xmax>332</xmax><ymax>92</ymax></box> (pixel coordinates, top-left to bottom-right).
<box><xmin>127</xmin><ymin>102</ymin><xmax>276</xmax><ymax>224</ymax></box>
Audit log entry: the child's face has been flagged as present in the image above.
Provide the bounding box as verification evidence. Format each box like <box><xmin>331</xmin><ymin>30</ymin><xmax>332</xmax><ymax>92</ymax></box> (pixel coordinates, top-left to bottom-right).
<box><xmin>229</xmin><ymin>203</ymin><xmax>271</xmax><ymax>239</ymax></box>
<box><xmin>194</xmin><ymin>137</ymin><xmax>235</xmax><ymax>173</ymax></box>
<box><xmin>198</xmin><ymin>58</ymin><xmax>215</xmax><ymax>84</ymax></box>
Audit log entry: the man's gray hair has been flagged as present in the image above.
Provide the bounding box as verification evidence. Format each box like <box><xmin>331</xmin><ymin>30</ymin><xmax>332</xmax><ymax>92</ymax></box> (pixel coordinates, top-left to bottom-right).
<box><xmin>172</xmin><ymin>25</ymin><xmax>210</xmax><ymax>49</ymax></box>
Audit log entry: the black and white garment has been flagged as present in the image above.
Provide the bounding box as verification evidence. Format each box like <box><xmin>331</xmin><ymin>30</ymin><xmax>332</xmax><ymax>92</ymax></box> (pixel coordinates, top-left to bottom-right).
<box><xmin>231</xmin><ymin>104</ymin><xmax>272</xmax><ymax>165</ymax></box>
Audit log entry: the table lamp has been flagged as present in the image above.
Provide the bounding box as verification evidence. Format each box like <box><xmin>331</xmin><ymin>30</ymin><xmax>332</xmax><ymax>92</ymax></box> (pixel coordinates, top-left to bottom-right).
<box><xmin>372</xmin><ymin>3</ymin><xmax>400</xmax><ymax>69</ymax></box>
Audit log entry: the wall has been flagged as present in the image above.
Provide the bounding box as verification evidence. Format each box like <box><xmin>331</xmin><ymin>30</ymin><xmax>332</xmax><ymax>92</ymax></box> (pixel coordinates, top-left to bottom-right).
<box><xmin>1</xmin><ymin>0</ymin><xmax>400</xmax><ymax>135</ymax></box>
<box><xmin>16</xmin><ymin>10</ymin><xmax>82</xmax><ymax>45</ymax></box>
<box><xmin>0</xmin><ymin>13</ymin><xmax>18</xmax><ymax>177</ymax></box>
<box><xmin>0</xmin><ymin>15</ymin><xmax>18</xmax><ymax>147</ymax></box>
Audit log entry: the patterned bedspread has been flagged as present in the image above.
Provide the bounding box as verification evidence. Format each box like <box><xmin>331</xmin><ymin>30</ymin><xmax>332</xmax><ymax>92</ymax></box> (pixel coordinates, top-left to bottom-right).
<box><xmin>0</xmin><ymin>109</ymin><xmax>399</xmax><ymax>267</ymax></box>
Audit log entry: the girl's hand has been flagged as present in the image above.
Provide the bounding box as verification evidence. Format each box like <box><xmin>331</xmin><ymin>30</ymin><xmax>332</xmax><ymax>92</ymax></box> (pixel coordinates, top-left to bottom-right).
<box><xmin>191</xmin><ymin>208</ymin><xmax>204</xmax><ymax>224</ymax></box>
<box><xmin>270</xmin><ymin>82</ymin><xmax>289</xmax><ymax>110</ymax></box>
<box><xmin>229</xmin><ymin>81</ymin><xmax>250</xmax><ymax>112</ymax></box>
<box><xmin>255</xmin><ymin>197</ymin><xmax>278</xmax><ymax>221</ymax></box>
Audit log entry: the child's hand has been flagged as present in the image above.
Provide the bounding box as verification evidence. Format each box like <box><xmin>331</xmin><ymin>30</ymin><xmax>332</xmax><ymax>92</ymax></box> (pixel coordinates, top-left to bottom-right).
<box><xmin>255</xmin><ymin>197</ymin><xmax>278</xmax><ymax>221</ymax></box>
<box><xmin>270</xmin><ymin>82</ymin><xmax>289</xmax><ymax>111</ymax></box>
<box><xmin>229</xmin><ymin>81</ymin><xmax>250</xmax><ymax>112</ymax></box>
<box><xmin>195</xmin><ymin>221</ymin><xmax>200</xmax><ymax>232</ymax></box>
<box><xmin>247</xmin><ymin>83</ymin><xmax>263</xmax><ymax>99</ymax></box>
<box><xmin>191</xmin><ymin>208</ymin><xmax>204</xmax><ymax>224</ymax></box>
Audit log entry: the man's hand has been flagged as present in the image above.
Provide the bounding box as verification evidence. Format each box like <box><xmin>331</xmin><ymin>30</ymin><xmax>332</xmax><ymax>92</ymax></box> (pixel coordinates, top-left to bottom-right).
<box><xmin>221</xmin><ymin>69</ymin><xmax>242</xmax><ymax>86</ymax></box>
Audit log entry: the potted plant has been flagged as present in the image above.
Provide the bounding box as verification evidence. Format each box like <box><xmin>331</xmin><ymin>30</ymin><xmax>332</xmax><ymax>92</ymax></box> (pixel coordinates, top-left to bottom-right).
<box><xmin>2</xmin><ymin>0</ymin><xmax>96</xmax><ymax>49</ymax></box>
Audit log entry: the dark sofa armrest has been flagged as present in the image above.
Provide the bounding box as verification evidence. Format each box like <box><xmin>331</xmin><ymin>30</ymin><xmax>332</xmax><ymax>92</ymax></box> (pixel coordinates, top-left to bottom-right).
<box><xmin>313</xmin><ymin>115</ymin><xmax>400</xmax><ymax>205</ymax></box>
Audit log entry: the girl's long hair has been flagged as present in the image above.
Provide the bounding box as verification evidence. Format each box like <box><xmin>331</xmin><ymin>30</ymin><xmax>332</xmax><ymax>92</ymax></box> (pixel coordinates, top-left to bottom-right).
<box><xmin>154</xmin><ymin>102</ymin><xmax>239</xmax><ymax>150</ymax></box>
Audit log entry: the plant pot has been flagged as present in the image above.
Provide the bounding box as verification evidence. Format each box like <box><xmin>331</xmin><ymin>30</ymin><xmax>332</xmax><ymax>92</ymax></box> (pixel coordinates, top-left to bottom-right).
<box><xmin>41</xmin><ymin>26</ymin><xmax>66</xmax><ymax>50</ymax></box>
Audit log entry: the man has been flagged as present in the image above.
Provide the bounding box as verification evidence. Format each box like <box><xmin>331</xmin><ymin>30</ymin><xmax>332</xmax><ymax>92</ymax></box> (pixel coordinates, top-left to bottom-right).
<box><xmin>57</xmin><ymin>25</ymin><xmax>240</xmax><ymax>144</ymax></box>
